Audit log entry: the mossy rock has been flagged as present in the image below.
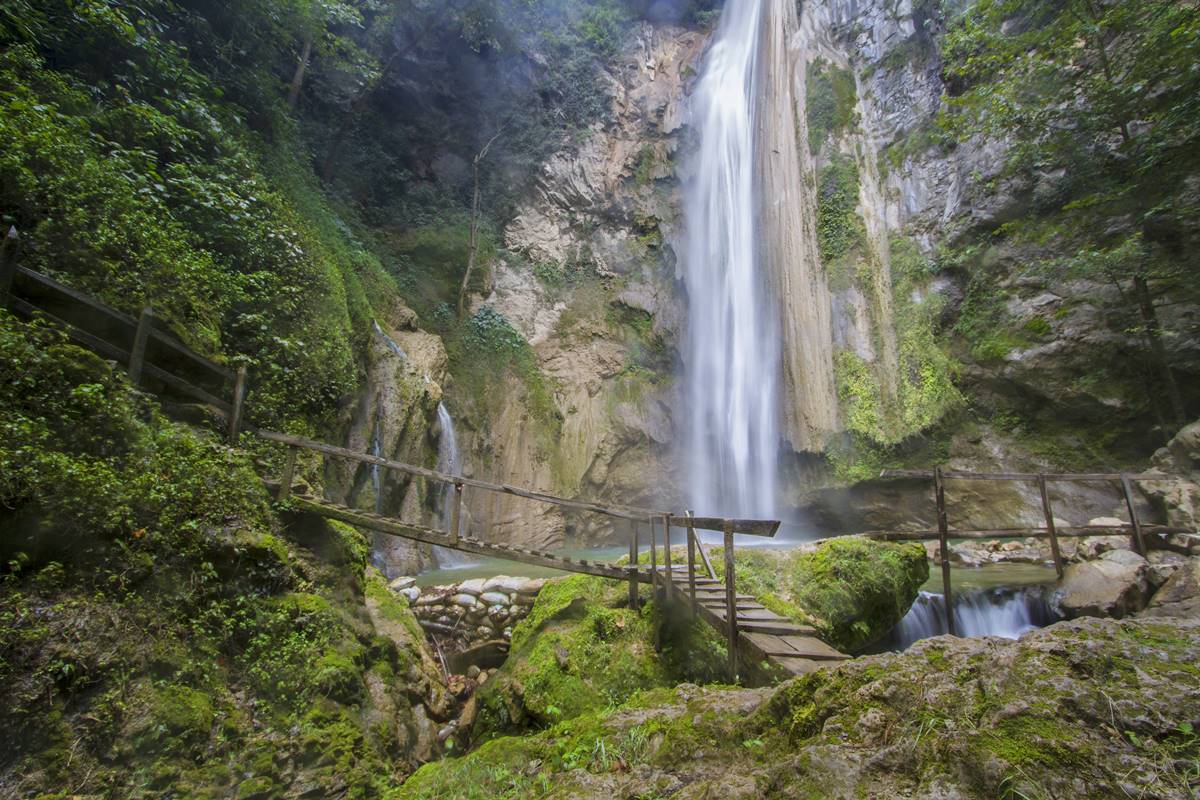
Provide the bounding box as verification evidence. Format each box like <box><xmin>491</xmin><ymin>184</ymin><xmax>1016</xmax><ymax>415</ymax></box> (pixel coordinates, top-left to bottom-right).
<box><xmin>715</xmin><ymin>537</ymin><xmax>928</xmax><ymax>652</ymax></box>
<box><xmin>473</xmin><ymin>575</ymin><xmax>670</xmax><ymax>740</ymax></box>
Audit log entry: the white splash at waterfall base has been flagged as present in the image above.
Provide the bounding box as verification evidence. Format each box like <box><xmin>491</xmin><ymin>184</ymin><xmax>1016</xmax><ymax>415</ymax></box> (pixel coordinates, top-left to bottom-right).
<box><xmin>683</xmin><ymin>0</ymin><xmax>780</xmax><ymax>518</ymax></box>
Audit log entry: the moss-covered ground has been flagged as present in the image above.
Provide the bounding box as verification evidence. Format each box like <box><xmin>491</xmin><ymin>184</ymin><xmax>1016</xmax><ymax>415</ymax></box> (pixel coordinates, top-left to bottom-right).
<box><xmin>394</xmin><ymin>615</ymin><xmax>1200</xmax><ymax>800</ymax></box>
<box><xmin>0</xmin><ymin>314</ymin><xmax>443</xmax><ymax>797</ymax></box>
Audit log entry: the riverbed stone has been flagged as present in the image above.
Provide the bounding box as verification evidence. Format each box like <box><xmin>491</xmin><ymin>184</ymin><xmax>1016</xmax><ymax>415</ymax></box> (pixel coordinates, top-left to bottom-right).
<box><xmin>388</xmin><ymin>576</ymin><xmax>417</xmax><ymax>592</ymax></box>
<box><xmin>479</xmin><ymin>591</ymin><xmax>511</xmax><ymax>606</ymax></box>
<box><xmin>458</xmin><ymin>578</ymin><xmax>488</xmax><ymax>596</ymax></box>
<box><xmin>1055</xmin><ymin>549</ymin><xmax>1152</xmax><ymax>619</ymax></box>
<box><xmin>451</xmin><ymin>593</ymin><xmax>478</xmax><ymax>609</ymax></box>
<box><xmin>483</xmin><ymin>575</ymin><xmax>525</xmax><ymax>593</ymax></box>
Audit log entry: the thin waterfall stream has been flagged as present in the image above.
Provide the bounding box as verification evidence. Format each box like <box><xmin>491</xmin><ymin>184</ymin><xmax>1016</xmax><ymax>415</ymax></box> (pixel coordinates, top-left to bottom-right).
<box><xmin>433</xmin><ymin>402</ymin><xmax>476</xmax><ymax>569</ymax></box>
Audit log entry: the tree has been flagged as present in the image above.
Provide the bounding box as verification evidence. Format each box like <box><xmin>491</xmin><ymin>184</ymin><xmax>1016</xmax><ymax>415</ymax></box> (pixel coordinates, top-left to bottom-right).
<box><xmin>941</xmin><ymin>0</ymin><xmax>1200</xmax><ymax>428</ymax></box>
<box><xmin>458</xmin><ymin>126</ymin><xmax>506</xmax><ymax>316</ymax></box>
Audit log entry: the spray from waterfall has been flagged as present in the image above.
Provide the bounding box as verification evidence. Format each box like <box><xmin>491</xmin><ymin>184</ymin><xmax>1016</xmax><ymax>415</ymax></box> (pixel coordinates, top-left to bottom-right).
<box><xmin>683</xmin><ymin>0</ymin><xmax>780</xmax><ymax>518</ymax></box>
<box><xmin>433</xmin><ymin>402</ymin><xmax>476</xmax><ymax>569</ymax></box>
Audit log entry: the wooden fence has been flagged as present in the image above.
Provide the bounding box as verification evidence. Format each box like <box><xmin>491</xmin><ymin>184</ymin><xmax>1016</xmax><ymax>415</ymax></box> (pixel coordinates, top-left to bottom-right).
<box><xmin>858</xmin><ymin>467</ymin><xmax>1192</xmax><ymax>635</ymax></box>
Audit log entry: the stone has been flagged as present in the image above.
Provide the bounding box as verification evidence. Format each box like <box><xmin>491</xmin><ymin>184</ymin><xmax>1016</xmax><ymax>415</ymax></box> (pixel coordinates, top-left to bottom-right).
<box><xmin>1149</xmin><ymin>557</ymin><xmax>1200</xmax><ymax>609</ymax></box>
<box><xmin>458</xmin><ymin>578</ymin><xmax>488</xmax><ymax>596</ymax></box>
<box><xmin>477</xmin><ymin>626</ymin><xmax>495</xmax><ymax>639</ymax></box>
<box><xmin>517</xmin><ymin>578</ymin><xmax>547</xmax><ymax>596</ymax></box>
<box><xmin>512</xmin><ymin>593</ymin><xmax>536</xmax><ymax>607</ymax></box>
<box><xmin>401</xmin><ymin>587</ymin><xmax>421</xmax><ymax>603</ymax></box>
<box><xmin>388</xmin><ymin>576</ymin><xmax>417</xmax><ymax>592</ymax></box>
<box><xmin>479</xmin><ymin>591</ymin><xmax>511</xmax><ymax>606</ymax></box>
<box><xmin>451</xmin><ymin>593</ymin><xmax>478</xmax><ymax>609</ymax></box>
<box><xmin>466</xmin><ymin>665</ymin><xmax>481</xmax><ymax>679</ymax></box>
<box><xmin>1055</xmin><ymin>549</ymin><xmax>1152</xmax><ymax>619</ymax></box>
<box><xmin>410</xmin><ymin>704</ymin><xmax>436</xmax><ymax>764</ymax></box>
<box><xmin>483</xmin><ymin>575</ymin><xmax>525</xmax><ymax>593</ymax></box>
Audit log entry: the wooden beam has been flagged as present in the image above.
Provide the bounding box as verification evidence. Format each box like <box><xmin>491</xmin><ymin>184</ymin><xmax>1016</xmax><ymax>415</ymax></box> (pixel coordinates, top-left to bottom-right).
<box><xmin>278</xmin><ymin>446</ymin><xmax>298</xmax><ymax>502</ymax></box>
<box><xmin>449</xmin><ymin>482</ymin><xmax>464</xmax><ymax>544</ymax></box>
<box><xmin>228</xmin><ymin>365</ymin><xmax>248</xmax><ymax>444</ymax></box>
<box><xmin>1121</xmin><ymin>474</ymin><xmax>1148</xmax><ymax>556</ymax></box>
<box><xmin>854</xmin><ymin>525</ymin><xmax>1190</xmax><ymax>541</ymax></box>
<box><xmin>290</xmin><ymin>496</ymin><xmax>643</xmax><ymax>582</ymax></box>
<box><xmin>881</xmin><ymin>468</ymin><xmax>1163</xmax><ymax>482</ymax></box>
<box><xmin>686</xmin><ymin>517</ymin><xmax>779</xmax><ymax>537</ymax></box>
<box><xmin>0</xmin><ymin>226</ymin><xmax>19</xmax><ymax>310</ymax></box>
<box><xmin>934</xmin><ymin>467</ymin><xmax>955</xmax><ymax>636</ymax></box>
<box><xmin>1038</xmin><ymin>475</ymin><xmax>1064</xmax><ymax>578</ymax></box>
<box><xmin>128</xmin><ymin>307</ymin><xmax>154</xmax><ymax>387</ymax></box>
<box><xmin>723</xmin><ymin>519</ymin><xmax>738</xmax><ymax>682</ymax></box>
<box><xmin>628</xmin><ymin>520</ymin><xmax>639</xmax><ymax>609</ymax></box>
<box><xmin>686</xmin><ymin>512</ymin><xmax>697</xmax><ymax>619</ymax></box>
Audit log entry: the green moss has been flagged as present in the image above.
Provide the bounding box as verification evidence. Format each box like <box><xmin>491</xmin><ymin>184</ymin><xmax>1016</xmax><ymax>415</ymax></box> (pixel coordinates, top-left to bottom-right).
<box><xmin>807</xmin><ymin>60</ymin><xmax>858</xmax><ymax>154</ymax></box>
<box><xmin>476</xmin><ymin>576</ymin><xmax>670</xmax><ymax>739</ymax></box>
<box><xmin>816</xmin><ymin>156</ymin><xmax>866</xmax><ymax>266</ymax></box>
<box><xmin>709</xmin><ymin>539</ymin><xmax>927</xmax><ymax>653</ymax></box>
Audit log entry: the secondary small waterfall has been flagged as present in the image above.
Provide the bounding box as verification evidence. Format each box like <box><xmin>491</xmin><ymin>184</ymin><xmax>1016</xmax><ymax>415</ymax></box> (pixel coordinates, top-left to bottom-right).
<box><xmin>873</xmin><ymin>587</ymin><xmax>1059</xmax><ymax>652</ymax></box>
<box><xmin>683</xmin><ymin>0</ymin><xmax>780</xmax><ymax>518</ymax></box>
<box><xmin>433</xmin><ymin>402</ymin><xmax>475</xmax><ymax>569</ymax></box>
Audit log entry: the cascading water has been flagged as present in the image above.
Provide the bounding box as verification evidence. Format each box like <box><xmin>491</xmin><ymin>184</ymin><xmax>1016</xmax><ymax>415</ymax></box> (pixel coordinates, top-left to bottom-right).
<box><xmin>432</xmin><ymin>402</ymin><xmax>476</xmax><ymax>569</ymax></box>
<box><xmin>871</xmin><ymin>587</ymin><xmax>1060</xmax><ymax>652</ymax></box>
<box><xmin>683</xmin><ymin>0</ymin><xmax>780</xmax><ymax>518</ymax></box>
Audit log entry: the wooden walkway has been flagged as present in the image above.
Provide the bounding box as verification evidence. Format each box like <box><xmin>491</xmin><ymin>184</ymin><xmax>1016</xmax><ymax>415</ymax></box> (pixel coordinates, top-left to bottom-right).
<box><xmin>289</xmin><ymin>490</ymin><xmax>849</xmax><ymax>679</ymax></box>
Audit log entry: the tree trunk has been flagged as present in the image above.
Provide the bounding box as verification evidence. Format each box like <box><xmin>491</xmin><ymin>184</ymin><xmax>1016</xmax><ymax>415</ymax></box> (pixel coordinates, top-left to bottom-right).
<box><xmin>458</xmin><ymin>160</ymin><xmax>482</xmax><ymax>317</ymax></box>
<box><xmin>287</xmin><ymin>34</ymin><xmax>314</xmax><ymax>111</ymax></box>
<box><xmin>1133</xmin><ymin>273</ymin><xmax>1187</xmax><ymax>427</ymax></box>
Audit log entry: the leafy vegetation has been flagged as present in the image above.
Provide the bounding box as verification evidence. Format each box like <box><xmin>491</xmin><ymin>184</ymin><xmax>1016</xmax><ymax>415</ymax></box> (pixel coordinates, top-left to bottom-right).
<box><xmin>0</xmin><ymin>313</ymin><xmax>438</xmax><ymax>797</ymax></box>
<box><xmin>806</xmin><ymin>60</ymin><xmax>858</xmax><ymax>154</ymax></box>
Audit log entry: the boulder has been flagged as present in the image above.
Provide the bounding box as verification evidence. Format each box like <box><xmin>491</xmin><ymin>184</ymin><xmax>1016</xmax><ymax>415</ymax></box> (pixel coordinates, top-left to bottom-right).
<box><xmin>1055</xmin><ymin>549</ymin><xmax>1152</xmax><ymax>619</ymax></box>
<box><xmin>400</xmin><ymin>587</ymin><xmax>421</xmax><ymax>603</ymax></box>
<box><xmin>728</xmin><ymin>536</ymin><xmax>929</xmax><ymax>652</ymax></box>
<box><xmin>451</xmin><ymin>594</ymin><xmax>479</xmax><ymax>609</ymax></box>
<box><xmin>1148</xmin><ymin>557</ymin><xmax>1200</xmax><ymax>610</ymax></box>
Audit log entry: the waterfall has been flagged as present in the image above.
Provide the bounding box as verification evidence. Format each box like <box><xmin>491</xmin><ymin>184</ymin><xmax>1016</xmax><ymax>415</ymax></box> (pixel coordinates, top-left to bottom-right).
<box><xmin>683</xmin><ymin>0</ymin><xmax>780</xmax><ymax>517</ymax></box>
<box><xmin>432</xmin><ymin>402</ymin><xmax>476</xmax><ymax>569</ymax></box>
<box><xmin>873</xmin><ymin>587</ymin><xmax>1060</xmax><ymax>652</ymax></box>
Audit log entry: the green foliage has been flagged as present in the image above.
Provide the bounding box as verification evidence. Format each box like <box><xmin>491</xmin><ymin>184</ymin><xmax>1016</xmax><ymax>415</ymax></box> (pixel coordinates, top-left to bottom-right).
<box><xmin>943</xmin><ymin>0</ymin><xmax>1200</xmax><ymax>184</ymax></box>
<box><xmin>806</xmin><ymin>60</ymin><xmax>858</xmax><ymax>154</ymax></box>
<box><xmin>816</xmin><ymin>156</ymin><xmax>865</xmax><ymax>266</ymax></box>
<box><xmin>831</xmin><ymin>237</ymin><xmax>962</xmax><ymax>450</ymax></box>
<box><xmin>711</xmin><ymin>540</ymin><xmax>928</xmax><ymax>653</ymax></box>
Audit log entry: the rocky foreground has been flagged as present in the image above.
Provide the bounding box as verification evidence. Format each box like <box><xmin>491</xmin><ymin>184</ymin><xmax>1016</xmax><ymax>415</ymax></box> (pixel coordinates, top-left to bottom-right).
<box><xmin>397</xmin><ymin>611</ymin><xmax>1200</xmax><ymax>800</ymax></box>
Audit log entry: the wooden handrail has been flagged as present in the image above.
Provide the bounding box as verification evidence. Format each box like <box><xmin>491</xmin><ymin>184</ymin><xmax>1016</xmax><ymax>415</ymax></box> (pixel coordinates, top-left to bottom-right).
<box><xmin>880</xmin><ymin>468</ymin><xmax>1167</xmax><ymax>482</ymax></box>
<box><xmin>254</xmin><ymin>429</ymin><xmax>780</xmax><ymax>535</ymax></box>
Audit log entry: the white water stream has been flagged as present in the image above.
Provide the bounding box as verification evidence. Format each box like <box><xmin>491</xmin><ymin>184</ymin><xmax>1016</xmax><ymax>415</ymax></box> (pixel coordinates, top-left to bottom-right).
<box><xmin>433</xmin><ymin>402</ymin><xmax>476</xmax><ymax>569</ymax></box>
<box><xmin>683</xmin><ymin>0</ymin><xmax>780</xmax><ymax>518</ymax></box>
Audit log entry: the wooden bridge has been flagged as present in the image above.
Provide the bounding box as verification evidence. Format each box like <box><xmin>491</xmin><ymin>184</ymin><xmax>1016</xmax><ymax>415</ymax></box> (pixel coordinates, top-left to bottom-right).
<box><xmin>0</xmin><ymin>249</ymin><xmax>848</xmax><ymax>681</ymax></box>
<box><xmin>6</xmin><ymin>247</ymin><xmax>1192</xmax><ymax>682</ymax></box>
<box><xmin>259</xmin><ymin>429</ymin><xmax>848</xmax><ymax>680</ymax></box>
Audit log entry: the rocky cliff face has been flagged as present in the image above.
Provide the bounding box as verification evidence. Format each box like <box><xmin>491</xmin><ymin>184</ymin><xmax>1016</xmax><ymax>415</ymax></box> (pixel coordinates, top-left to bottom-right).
<box><xmin>345</xmin><ymin>0</ymin><xmax>1200</xmax><ymax>550</ymax></box>
<box><xmin>458</xmin><ymin>23</ymin><xmax>706</xmax><ymax>547</ymax></box>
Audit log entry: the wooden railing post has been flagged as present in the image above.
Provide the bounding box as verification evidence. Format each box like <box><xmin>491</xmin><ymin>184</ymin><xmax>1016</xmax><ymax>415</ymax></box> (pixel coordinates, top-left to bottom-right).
<box><xmin>277</xmin><ymin>445</ymin><xmax>298</xmax><ymax>502</ymax></box>
<box><xmin>662</xmin><ymin>513</ymin><xmax>672</xmax><ymax>595</ymax></box>
<box><xmin>933</xmin><ymin>467</ymin><xmax>956</xmax><ymax>636</ymax></box>
<box><xmin>128</xmin><ymin>307</ymin><xmax>154</xmax><ymax>387</ymax></box>
<box><xmin>686</xmin><ymin>511</ymin><xmax>697</xmax><ymax>619</ymax></box>
<box><xmin>1037</xmin><ymin>475</ymin><xmax>1064</xmax><ymax>578</ymax></box>
<box><xmin>723</xmin><ymin>519</ymin><xmax>738</xmax><ymax>682</ymax></box>
<box><xmin>449</xmin><ymin>482</ymin><xmax>464</xmax><ymax>544</ymax></box>
<box><xmin>228</xmin><ymin>364</ymin><xmax>248</xmax><ymax>444</ymax></box>
<box><xmin>649</xmin><ymin>515</ymin><xmax>658</xmax><ymax>598</ymax></box>
<box><xmin>0</xmin><ymin>226</ymin><xmax>20</xmax><ymax>310</ymax></box>
<box><xmin>628</xmin><ymin>520</ymin><xmax>639</xmax><ymax>609</ymax></box>
<box><xmin>1120</xmin><ymin>474</ymin><xmax>1147</xmax><ymax>556</ymax></box>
